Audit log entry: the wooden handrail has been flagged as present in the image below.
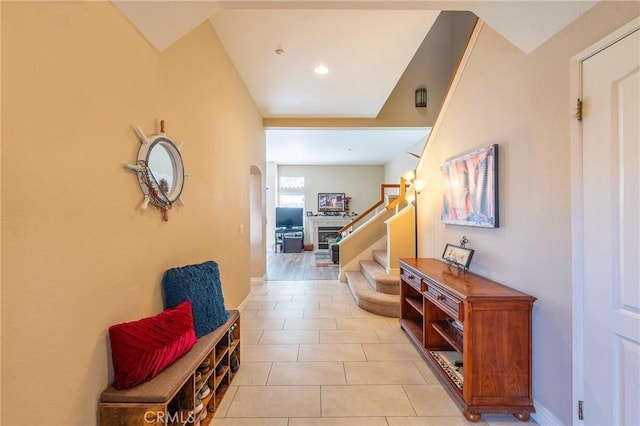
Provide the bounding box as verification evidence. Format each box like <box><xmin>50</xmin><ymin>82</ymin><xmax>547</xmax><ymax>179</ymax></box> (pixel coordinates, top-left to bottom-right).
<box><xmin>385</xmin><ymin>178</ymin><xmax>408</xmax><ymax>211</ymax></box>
<box><xmin>338</xmin><ymin>183</ymin><xmax>401</xmax><ymax>234</ymax></box>
<box><xmin>338</xmin><ymin>201</ymin><xmax>383</xmax><ymax>234</ymax></box>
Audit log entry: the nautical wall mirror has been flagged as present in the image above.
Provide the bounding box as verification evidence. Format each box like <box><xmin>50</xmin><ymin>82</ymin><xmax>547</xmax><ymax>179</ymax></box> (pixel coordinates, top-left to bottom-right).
<box><xmin>124</xmin><ymin>120</ymin><xmax>185</xmax><ymax>221</ymax></box>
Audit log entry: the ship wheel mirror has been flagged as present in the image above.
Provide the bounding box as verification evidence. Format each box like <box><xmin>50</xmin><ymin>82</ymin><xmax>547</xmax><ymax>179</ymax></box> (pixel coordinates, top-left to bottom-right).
<box><xmin>124</xmin><ymin>120</ymin><xmax>185</xmax><ymax>221</ymax></box>
<box><xmin>139</xmin><ymin>137</ymin><xmax>184</xmax><ymax>204</ymax></box>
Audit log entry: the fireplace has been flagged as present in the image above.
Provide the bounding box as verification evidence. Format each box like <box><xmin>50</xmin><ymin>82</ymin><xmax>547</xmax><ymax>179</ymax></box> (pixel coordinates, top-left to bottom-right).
<box><xmin>317</xmin><ymin>226</ymin><xmax>341</xmax><ymax>249</ymax></box>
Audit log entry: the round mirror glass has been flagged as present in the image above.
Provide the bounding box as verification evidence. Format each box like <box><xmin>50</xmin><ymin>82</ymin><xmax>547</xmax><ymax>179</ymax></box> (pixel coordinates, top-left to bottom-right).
<box><xmin>137</xmin><ymin>136</ymin><xmax>185</xmax><ymax>204</ymax></box>
<box><xmin>148</xmin><ymin>143</ymin><xmax>174</xmax><ymax>191</ymax></box>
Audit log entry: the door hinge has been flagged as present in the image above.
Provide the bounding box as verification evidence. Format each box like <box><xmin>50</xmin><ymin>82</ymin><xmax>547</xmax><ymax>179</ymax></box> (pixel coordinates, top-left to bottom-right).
<box><xmin>575</xmin><ymin>98</ymin><xmax>583</xmax><ymax>121</ymax></box>
<box><xmin>578</xmin><ymin>400</ymin><xmax>584</xmax><ymax>420</ymax></box>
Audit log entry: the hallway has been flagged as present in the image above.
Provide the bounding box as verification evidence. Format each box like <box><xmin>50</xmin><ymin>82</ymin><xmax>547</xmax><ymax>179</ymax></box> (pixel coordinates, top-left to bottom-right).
<box><xmin>211</xmin><ymin>279</ymin><xmax>534</xmax><ymax>425</ymax></box>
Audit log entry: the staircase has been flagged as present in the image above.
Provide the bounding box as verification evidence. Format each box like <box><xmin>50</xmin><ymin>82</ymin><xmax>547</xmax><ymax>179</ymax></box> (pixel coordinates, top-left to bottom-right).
<box><xmin>336</xmin><ymin>189</ymin><xmax>415</xmax><ymax>319</ymax></box>
<box><xmin>345</xmin><ymin>249</ymin><xmax>400</xmax><ymax>317</ymax></box>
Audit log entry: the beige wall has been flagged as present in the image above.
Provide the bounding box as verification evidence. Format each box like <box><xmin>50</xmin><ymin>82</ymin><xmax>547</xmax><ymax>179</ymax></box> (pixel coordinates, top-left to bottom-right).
<box><xmin>275</xmin><ymin>165</ymin><xmax>384</xmax><ymax>249</ymax></box>
<box><xmin>1</xmin><ymin>2</ymin><xmax>263</xmax><ymax>424</ymax></box>
<box><xmin>278</xmin><ymin>164</ymin><xmax>384</xmax><ymax>214</ymax></box>
<box><xmin>375</xmin><ymin>11</ymin><xmax>477</xmax><ymax>127</ymax></box>
<box><xmin>415</xmin><ymin>2</ymin><xmax>639</xmax><ymax>424</ymax></box>
<box><xmin>0</xmin><ymin>2</ymin><xmax>3</xmax><ymax>421</ymax></box>
<box><xmin>385</xmin><ymin>137</ymin><xmax>427</xmax><ymax>185</ymax></box>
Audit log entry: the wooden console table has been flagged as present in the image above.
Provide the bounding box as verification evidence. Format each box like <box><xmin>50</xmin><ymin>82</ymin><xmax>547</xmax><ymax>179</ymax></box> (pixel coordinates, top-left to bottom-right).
<box><xmin>398</xmin><ymin>258</ymin><xmax>536</xmax><ymax>422</ymax></box>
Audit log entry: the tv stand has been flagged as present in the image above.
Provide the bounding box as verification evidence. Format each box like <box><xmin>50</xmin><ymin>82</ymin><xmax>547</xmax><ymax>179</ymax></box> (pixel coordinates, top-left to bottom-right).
<box><xmin>275</xmin><ymin>227</ymin><xmax>304</xmax><ymax>253</ymax></box>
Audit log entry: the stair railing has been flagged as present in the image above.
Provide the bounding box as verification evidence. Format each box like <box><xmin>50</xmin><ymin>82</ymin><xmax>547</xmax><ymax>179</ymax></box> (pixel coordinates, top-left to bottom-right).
<box><xmin>338</xmin><ymin>181</ymin><xmax>408</xmax><ymax>235</ymax></box>
<box><xmin>384</xmin><ymin>177</ymin><xmax>409</xmax><ymax>211</ymax></box>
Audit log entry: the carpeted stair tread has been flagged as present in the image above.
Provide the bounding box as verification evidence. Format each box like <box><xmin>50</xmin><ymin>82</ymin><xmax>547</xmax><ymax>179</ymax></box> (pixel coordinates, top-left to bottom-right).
<box><xmin>360</xmin><ymin>260</ymin><xmax>400</xmax><ymax>295</ymax></box>
<box><xmin>372</xmin><ymin>249</ymin><xmax>388</xmax><ymax>269</ymax></box>
<box><xmin>345</xmin><ymin>271</ymin><xmax>399</xmax><ymax>318</ymax></box>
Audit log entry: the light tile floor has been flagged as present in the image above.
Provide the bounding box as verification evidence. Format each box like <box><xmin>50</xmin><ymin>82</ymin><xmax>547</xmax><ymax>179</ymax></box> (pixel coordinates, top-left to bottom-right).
<box><xmin>212</xmin><ymin>279</ymin><xmax>536</xmax><ymax>426</ymax></box>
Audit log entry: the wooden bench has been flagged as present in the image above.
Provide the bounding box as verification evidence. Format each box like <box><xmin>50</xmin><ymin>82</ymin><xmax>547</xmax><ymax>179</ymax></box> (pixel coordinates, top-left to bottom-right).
<box><xmin>99</xmin><ymin>310</ymin><xmax>240</xmax><ymax>425</ymax></box>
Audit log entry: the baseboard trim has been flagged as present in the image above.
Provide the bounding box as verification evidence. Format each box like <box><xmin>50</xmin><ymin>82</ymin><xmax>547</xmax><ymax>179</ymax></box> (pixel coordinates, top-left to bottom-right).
<box><xmin>236</xmin><ymin>293</ymin><xmax>251</xmax><ymax>313</ymax></box>
<box><xmin>531</xmin><ymin>399</ymin><xmax>563</xmax><ymax>425</ymax></box>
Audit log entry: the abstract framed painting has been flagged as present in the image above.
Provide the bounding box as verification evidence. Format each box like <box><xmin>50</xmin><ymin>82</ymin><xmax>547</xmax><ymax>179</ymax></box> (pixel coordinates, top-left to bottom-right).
<box><xmin>441</xmin><ymin>144</ymin><xmax>499</xmax><ymax>228</ymax></box>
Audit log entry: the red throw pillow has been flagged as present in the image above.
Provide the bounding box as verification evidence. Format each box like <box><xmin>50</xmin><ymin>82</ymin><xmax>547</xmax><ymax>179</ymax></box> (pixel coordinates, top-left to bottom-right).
<box><xmin>109</xmin><ymin>301</ymin><xmax>197</xmax><ymax>390</ymax></box>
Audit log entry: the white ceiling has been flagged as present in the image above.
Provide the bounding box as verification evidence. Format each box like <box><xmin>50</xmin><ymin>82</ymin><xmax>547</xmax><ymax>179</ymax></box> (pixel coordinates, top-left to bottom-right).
<box><xmin>266</xmin><ymin>128</ymin><xmax>431</xmax><ymax>165</ymax></box>
<box><xmin>210</xmin><ymin>9</ymin><xmax>439</xmax><ymax>118</ymax></box>
<box><xmin>112</xmin><ymin>0</ymin><xmax>598</xmax><ymax>164</ymax></box>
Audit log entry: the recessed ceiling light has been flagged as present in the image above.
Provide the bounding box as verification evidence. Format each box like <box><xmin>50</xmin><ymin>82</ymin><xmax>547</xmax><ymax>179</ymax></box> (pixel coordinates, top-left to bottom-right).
<box><xmin>314</xmin><ymin>65</ymin><xmax>329</xmax><ymax>75</ymax></box>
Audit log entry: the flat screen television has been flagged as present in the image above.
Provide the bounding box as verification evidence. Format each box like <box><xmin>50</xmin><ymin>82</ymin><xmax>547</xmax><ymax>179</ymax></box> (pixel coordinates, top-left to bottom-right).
<box><xmin>275</xmin><ymin>207</ymin><xmax>303</xmax><ymax>229</ymax></box>
<box><xmin>318</xmin><ymin>193</ymin><xmax>345</xmax><ymax>212</ymax></box>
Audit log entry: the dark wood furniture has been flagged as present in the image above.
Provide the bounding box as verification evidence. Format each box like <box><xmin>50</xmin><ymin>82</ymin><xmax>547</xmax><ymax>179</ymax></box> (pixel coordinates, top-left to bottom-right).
<box><xmin>275</xmin><ymin>227</ymin><xmax>304</xmax><ymax>253</ymax></box>
<box><xmin>399</xmin><ymin>258</ymin><xmax>536</xmax><ymax>422</ymax></box>
<box><xmin>99</xmin><ymin>310</ymin><xmax>240</xmax><ymax>426</ymax></box>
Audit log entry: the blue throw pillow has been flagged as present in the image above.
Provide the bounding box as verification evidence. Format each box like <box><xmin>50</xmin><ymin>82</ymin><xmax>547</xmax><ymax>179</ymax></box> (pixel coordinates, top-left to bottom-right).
<box><xmin>162</xmin><ymin>261</ymin><xmax>229</xmax><ymax>338</ymax></box>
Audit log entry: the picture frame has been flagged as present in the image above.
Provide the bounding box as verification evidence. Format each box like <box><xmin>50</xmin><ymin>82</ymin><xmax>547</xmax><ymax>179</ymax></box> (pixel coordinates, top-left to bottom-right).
<box><xmin>441</xmin><ymin>144</ymin><xmax>499</xmax><ymax>228</ymax></box>
<box><xmin>442</xmin><ymin>243</ymin><xmax>474</xmax><ymax>270</ymax></box>
<box><xmin>318</xmin><ymin>193</ymin><xmax>345</xmax><ymax>212</ymax></box>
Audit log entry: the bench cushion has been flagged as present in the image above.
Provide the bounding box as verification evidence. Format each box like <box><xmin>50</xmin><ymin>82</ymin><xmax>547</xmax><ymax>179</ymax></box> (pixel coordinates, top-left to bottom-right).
<box><xmin>101</xmin><ymin>310</ymin><xmax>239</xmax><ymax>403</ymax></box>
<box><xmin>108</xmin><ymin>301</ymin><xmax>197</xmax><ymax>390</ymax></box>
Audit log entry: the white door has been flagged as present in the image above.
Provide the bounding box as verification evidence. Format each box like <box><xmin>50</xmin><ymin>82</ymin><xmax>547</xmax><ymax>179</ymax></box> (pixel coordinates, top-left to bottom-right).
<box><xmin>582</xmin><ymin>28</ymin><xmax>640</xmax><ymax>425</ymax></box>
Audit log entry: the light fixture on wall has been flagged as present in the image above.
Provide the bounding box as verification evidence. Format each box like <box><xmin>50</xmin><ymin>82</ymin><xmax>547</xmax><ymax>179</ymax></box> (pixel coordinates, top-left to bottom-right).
<box><xmin>402</xmin><ymin>170</ymin><xmax>425</xmax><ymax>204</ymax></box>
<box><xmin>415</xmin><ymin>87</ymin><xmax>427</xmax><ymax>108</ymax></box>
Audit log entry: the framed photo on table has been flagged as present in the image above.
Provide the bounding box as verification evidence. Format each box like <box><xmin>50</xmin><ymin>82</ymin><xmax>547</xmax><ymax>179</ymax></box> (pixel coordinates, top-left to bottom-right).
<box><xmin>442</xmin><ymin>243</ymin><xmax>474</xmax><ymax>270</ymax></box>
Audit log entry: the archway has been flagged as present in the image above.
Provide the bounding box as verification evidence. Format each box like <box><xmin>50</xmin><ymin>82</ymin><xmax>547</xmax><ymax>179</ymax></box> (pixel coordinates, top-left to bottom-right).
<box><xmin>249</xmin><ymin>165</ymin><xmax>266</xmax><ymax>280</ymax></box>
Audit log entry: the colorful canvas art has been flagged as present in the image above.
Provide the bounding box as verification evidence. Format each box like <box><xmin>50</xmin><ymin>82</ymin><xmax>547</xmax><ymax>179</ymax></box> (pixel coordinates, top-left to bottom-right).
<box><xmin>441</xmin><ymin>144</ymin><xmax>499</xmax><ymax>228</ymax></box>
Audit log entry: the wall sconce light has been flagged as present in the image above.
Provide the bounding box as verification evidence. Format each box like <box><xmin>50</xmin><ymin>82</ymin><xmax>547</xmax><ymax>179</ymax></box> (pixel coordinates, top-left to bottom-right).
<box><xmin>402</xmin><ymin>170</ymin><xmax>415</xmax><ymax>182</ymax></box>
<box><xmin>413</xmin><ymin>179</ymin><xmax>426</xmax><ymax>194</ymax></box>
<box><xmin>402</xmin><ymin>169</ymin><xmax>426</xmax><ymax>204</ymax></box>
<box><xmin>415</xmin><ymin>87</ymin><xmax>427</xmax><ymax>108</ymax></box>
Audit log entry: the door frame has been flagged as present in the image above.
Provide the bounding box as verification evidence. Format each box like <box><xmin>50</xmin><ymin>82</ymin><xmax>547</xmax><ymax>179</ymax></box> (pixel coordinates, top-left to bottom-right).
<box><xmin>570</xmin><ymin>16</ymin><xmax>640</xmax><ymax>425</ymax></box>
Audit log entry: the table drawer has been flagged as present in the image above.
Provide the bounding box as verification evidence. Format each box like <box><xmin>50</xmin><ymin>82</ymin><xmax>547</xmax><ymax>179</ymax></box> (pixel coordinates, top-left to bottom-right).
<box><xmin>424</xmin><ymin>280</ymin><xmax>463</xmax><ymax>320</ymax></box>
<box><xmin>401</xmin><ymin>268</ymin><xmax>423</xmax><ymax>291</ymax></box>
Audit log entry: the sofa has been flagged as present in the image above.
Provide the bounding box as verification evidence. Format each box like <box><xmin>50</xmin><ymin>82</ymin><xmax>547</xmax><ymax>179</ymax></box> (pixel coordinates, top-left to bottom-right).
<box><xmin>330</xmin><ymin>241</ymin><xmax>340</xmax><ymax>264</ymax></box>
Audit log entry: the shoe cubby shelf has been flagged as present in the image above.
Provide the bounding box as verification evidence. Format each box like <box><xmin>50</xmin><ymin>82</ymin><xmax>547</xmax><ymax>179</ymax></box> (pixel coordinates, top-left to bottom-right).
<box><xmin>99</xmin><ymin>310</ymin><xmax>241</xmax><ymax>426</ymax></box>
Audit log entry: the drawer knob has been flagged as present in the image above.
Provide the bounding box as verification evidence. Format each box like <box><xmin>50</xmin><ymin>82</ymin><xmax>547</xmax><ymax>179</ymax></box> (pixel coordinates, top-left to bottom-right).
<box><xmin>437</xmin><ymin>294</ymin><xmax>446</xmax><ymax>301</ymax></box>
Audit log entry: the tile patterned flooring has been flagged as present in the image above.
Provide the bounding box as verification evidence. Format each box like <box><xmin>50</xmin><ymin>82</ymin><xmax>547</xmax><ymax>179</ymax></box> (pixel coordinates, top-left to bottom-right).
<box><xmin>212</xmin><ymin>279</ymin><xmax>535</xmax><ymax>426</ymax></box>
